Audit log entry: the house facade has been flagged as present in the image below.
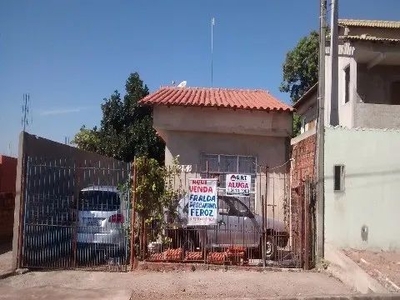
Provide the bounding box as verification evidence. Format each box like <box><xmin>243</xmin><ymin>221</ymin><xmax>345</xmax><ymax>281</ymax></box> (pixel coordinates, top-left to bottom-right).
<box><xmin>141</xmin><ymin>87</ymin><xmax>293</xmax><ymax>215</ymax></box>
<box><xmin>296</xmin><ymin>19</ymin><xmax>400</xmax><ymax>132</ymax></box>
<box><xmin>293</xmin><ymin>19</ymin><xmax>400</xmax><ymax>252</ymax></box>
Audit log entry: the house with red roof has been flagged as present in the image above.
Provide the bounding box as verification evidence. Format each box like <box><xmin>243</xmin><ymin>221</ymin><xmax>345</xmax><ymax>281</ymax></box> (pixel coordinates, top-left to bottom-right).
<box><xmin>141</xmin><ymin>86</ymin><xmax>293</xmax><ymax>213</ymax></box>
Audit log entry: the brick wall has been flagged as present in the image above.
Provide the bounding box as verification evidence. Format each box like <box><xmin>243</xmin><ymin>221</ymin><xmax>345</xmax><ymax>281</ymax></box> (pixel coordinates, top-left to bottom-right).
<box><xmin>291</xmin><ymin>134</ymin><xmax>316</xmax><ymax>187</ymax></box>
<box><xmin>0</xmin><ymin>155</ymin><xmax>17</xmax><ymax>243</ymax></box>
<box><xmin>290</xmin><ymin>134</ymin><xmax>316</xmax><ymax>268</ymax></box>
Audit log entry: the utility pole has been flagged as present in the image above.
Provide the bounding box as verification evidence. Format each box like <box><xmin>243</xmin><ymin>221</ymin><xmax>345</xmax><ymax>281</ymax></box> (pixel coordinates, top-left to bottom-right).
<box><xmin>329</xmin><ymin>0</ymin><xmax>339</xmax><ymax>125</ymax></box>
<box><xmin>316</xmin><ymin>0</ymin><xmax>327</xmax><ymax>262</ymax></box>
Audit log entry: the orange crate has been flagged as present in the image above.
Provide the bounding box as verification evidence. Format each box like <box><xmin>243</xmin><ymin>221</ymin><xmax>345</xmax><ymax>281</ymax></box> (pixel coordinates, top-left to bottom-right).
<box><xmin>163</xmin><ymin>248</ymin><xmax>183</xmax><ymax>261</ymax></box>
<box><xmin>149</xmin><ymin>253</ymin><xmax>164</xmax><ymax>262</ymax></box>
<box><xmin>207</xmin><ymin>252</ymin><xmax>227</xmax><ymax>265</ymax></box>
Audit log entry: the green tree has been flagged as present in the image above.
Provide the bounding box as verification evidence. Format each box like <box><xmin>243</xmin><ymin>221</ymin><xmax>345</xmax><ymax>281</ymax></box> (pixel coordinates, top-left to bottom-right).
<box><xmin>72</xmin><ymin>125</ymin><xmax>101</xmax><ymax>153</ymax></box>
<box><xmin>280</xmin><ymin>31</ymin><xmax>319</xmax><ymax>103</ymax></box>
<box><xmin>280</xmin><ymin>31</ymin><xmax>319</xmax><ymax>136</ymax></box>
<box><xmin>72</xmin><ymin>72</ymin><xmax>165</xmax><ymax>163</ymax></box>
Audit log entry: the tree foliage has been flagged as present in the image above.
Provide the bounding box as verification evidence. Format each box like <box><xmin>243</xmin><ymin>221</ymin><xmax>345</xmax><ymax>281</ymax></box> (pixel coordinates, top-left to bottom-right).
<box><xmin>133</xmin><ymin>156</ymin><xmax>184</xmax><ymax>250</ymax></box>
<box><xmin>72</xmin><ymin>72</ymin><xmax>165</xmax><ymax>163</ymax></box>
<box><xmin>280</xmin><ymin>31</ymin><xmax>319</xmax><ymax>103</ymax></box>
<box><xmin>134</xmin><ymin>156</ymin><xmax>183</xmax><ymax>224</ymax></box>
<box><xmin>72</xmin><ymin>125</ymin><xmax>101</xmax><ymax>153</ymax></box>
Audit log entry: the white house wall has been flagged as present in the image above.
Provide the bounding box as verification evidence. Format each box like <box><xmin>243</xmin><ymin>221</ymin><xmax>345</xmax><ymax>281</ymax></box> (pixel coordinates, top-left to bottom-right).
<box><xmin>325</xmin><ymin>44</ymin><xmax>357</xmax><ymax>128</ymax></box>
<box><xmin>324</xmin><ymin>127</ymin><xmax>400</xmax><ymax>250</ymax></box>
<box><xmin>153</xmin><ymin>106</ymin><xmax>292</xmax><ymax>138</ymax></box>
<box><xmin>163</xmin><ymin>130</ymin><xmax>289</xmax><ymax>216</ymax></box>
<box><xmin>152</xmin><ymin>106</ymin><xmax>292</xmax><ymax>217</ymax></box>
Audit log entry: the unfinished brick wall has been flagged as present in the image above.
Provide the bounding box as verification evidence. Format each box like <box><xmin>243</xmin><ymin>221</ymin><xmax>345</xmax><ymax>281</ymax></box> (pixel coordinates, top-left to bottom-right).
<box><xmin>291</xmin><ymin>134</ymin><xmax>316</xmax><ymax>187</ymax></box>
<box><xmin>0</xmin><ymin>155</ymin><xmax>17</xmax><ymax>243</ymax></box>
<box><xmin>290</xmin><ymin>134</ymin><xmax>316</xmax><ymax>268</ymax></box>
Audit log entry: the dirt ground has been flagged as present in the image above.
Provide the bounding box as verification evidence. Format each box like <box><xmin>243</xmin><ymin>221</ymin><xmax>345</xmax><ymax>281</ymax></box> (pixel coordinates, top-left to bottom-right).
<box><xmin>0</xmin><ymin>268</ymin><xmax>356</xmax><ymax>299</ymax></box>
<box><xmin>344</xmin><ymin>249</ymin><xmax>400</xmax><ymax>293</ymax></box>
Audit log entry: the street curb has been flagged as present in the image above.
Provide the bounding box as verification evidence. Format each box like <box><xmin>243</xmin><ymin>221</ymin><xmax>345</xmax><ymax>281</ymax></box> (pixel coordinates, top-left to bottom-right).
<box><xmin>137</xmin><ymin>261</ymin><xmax>303</xmax><ymax>273</ymax></box>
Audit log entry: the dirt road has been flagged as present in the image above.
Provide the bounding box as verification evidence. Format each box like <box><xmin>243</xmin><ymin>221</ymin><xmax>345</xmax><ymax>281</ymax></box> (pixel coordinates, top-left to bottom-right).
<box><xmin>0</xmin><ymin>269</ymin><xmax>356</xmax><ymax>299</ymax></box>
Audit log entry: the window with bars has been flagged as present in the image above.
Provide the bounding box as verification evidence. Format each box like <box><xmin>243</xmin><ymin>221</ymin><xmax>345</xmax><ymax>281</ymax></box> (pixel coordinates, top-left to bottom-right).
<box><xmin>200</xmin><ymin>154</ymin><xmax>257</xmax><ymax>211</ymax></box>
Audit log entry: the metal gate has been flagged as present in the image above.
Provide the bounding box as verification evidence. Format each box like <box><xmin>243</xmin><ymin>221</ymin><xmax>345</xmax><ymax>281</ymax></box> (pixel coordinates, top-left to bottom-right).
<box><xmin>142</xmin><ymin>161</ymin><xmax>308</xmax><ymax>269</ymax></box>
<box><xmin>20</xmin><ymin>156</ymin><xmax>130</xmax><ymax>270</ymax></box>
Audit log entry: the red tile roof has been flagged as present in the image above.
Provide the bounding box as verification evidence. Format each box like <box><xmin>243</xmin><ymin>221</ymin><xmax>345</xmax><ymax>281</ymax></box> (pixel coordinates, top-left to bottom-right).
<box><xmin>140</xmin><ymin>87</ymin><xmax>293</xmax><ymax>112</ymax></box>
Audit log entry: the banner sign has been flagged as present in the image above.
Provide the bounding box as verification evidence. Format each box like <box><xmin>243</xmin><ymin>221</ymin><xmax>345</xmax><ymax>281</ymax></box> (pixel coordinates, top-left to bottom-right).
<box><xmin>226</xmin><ymin>174</ymin><xmax>251</xmax><ymax>196</ymax></box>
<box><xmin>188</xmin><ymin>178</ymin><xmax>218</xmax><ymax>226</ymax></box>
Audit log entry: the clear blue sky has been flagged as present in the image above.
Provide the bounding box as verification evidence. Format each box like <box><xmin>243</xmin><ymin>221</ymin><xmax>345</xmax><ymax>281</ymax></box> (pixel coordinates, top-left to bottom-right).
<box><xmin>1</xmin><ymin>0</ymin><xmax>399</xmax><ymax>156</ymax></box>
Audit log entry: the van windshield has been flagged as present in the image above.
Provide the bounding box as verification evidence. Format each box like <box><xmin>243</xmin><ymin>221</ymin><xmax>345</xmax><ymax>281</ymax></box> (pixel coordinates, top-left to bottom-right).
<box><xmin>78</xmin><ymin>190</ymin><xmax>120</xmax><ymax>211</ymax></box>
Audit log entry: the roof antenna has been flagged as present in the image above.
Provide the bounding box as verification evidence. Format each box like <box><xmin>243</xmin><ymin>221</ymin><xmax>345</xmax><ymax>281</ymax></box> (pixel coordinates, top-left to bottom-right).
<box><xmin>211</xmin><ymin>17</ymin><xmax>215</xmax><ymax>87</ymax></box>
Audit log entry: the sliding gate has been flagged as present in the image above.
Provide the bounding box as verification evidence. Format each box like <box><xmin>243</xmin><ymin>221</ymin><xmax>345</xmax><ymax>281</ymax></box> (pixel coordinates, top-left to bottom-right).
<box><xmin>20</xmin><ymin>156</ymin><xmax>130</xmax><ymax>270</ymax></box>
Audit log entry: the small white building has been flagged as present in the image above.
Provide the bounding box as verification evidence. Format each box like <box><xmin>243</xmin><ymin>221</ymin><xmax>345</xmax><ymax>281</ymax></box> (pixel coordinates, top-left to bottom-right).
<box><xmin>141</xmin><ymin>86</ymin><xmax>293</xmax><ymax>215</ymax></box>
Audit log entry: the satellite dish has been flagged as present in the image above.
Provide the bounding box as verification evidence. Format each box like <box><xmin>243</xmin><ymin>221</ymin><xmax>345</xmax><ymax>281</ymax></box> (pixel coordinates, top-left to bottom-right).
<box><xmin>177</xmin><ymin>81</ymin><xmax>187</xmax><ymax>88</ymax></box>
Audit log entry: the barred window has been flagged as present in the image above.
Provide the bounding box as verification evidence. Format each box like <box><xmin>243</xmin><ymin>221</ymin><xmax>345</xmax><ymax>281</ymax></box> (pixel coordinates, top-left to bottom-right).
<box><xmin>200</xmin><ymin>154</ymin><xmax>257</xmax><ymax>211</ymax></box>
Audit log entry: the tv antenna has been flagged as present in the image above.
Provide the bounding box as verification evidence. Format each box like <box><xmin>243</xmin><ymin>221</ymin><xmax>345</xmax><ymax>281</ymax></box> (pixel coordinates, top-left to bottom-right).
<box><xmin>21</xmin><ymin>93</ymin><xmax>32</xmax><ymax>131</ymax></box>
<box><xmin>211</xmin><ymin>17</ymin><xmax>215</xmax><ymax>87</ymax></box>
<box><xmin>177</xmin><ymin>81</ymin><xmax>187</xmax><ymax>88</ymax></box>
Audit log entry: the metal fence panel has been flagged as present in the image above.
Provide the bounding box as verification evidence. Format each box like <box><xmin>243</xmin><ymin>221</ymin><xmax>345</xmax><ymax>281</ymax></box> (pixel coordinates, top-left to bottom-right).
<box><xmin>139</xmin><ymin>163</ymin><xmax>305</xmax><ymax>269</ymax></box>
<box><xmin>21</xmin><ymin>156</ymin><xmax>130</xmax><ymax>271</ymax></box>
